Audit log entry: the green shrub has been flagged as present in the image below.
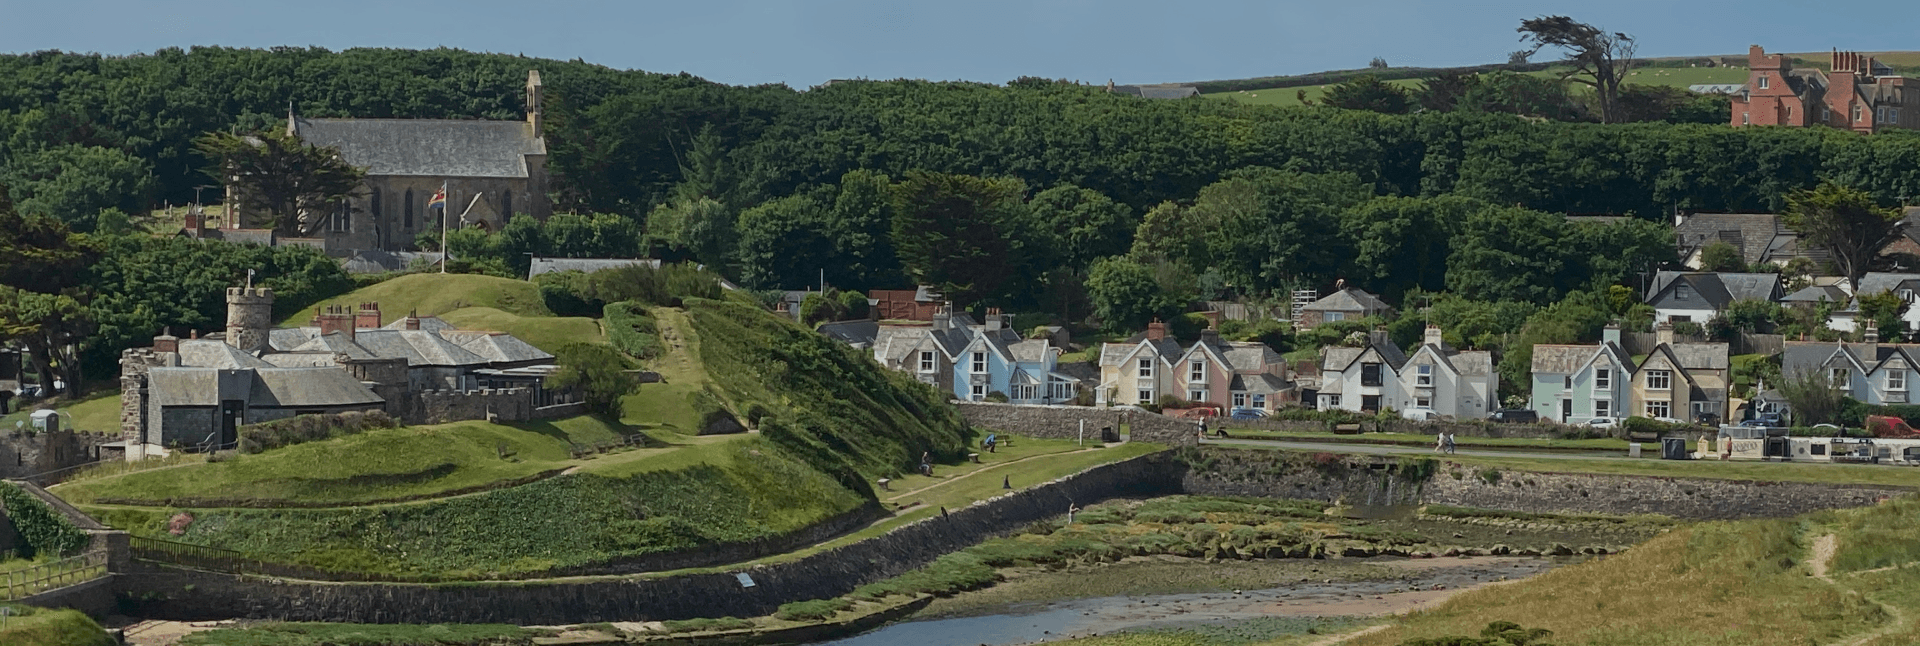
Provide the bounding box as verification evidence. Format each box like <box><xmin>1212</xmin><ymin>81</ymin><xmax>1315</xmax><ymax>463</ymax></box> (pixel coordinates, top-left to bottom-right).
<box><xmin>238</xmin><ymin>410</ymin><xmax>397</xmax><ymax>454</ymax></box>
<box><xmin>0</xmin><ymin>606</ymin><xmax>114</xmax><ymax>646</ymax></box>
<box><xmin>603</xmin><ymin>301</ymin><xmax>662</xmax><ymax>361</ymax></box>
<box><xmin>852</xmin><ymin>552</ymin><xmax>998</xmax><ymax>599</ymax></box>
<box><xmin>535</xmin><ymin>271</ymin><xmax>601</xmax><ymax>318</ymax></box>
<box><xmin>0</xmin><ymin>482</ymin><xmax>89</xmax><ymax>558</ymax></box>
<box><xmin>687</xmin><ymin>388</ymin><xmax>743</xmax><ymax>435</ymax></box>
<box><xmin>984</xmin><ymin>391</ymin><xmax>1010</xmax><ymax>403</ymax></box>
<box><xmin>1622</xmin><ymin>416</ymin><xmax>1700</xmax><ymax>436</ymax></box>
<box><xmin>177</xmin><ymin>622</ymin><xmax>532</xmax><ymax>646</ymax></box>
<box><xmin>659</xmin><ymin>617</ymin><xmax>754</xmax><ymax>634</ymax></box>
<box><xmin>774</xmin><ymin>598</ymin><xmax>853</xmax><ymax>622</ymax></box>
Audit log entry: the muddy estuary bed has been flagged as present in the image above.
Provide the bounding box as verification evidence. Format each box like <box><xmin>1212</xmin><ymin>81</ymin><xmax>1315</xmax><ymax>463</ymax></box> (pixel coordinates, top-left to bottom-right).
<box><xmin>808</xmin><ymin>555</ymin><xmax>1572</xmax><ymax>646</ymax></box>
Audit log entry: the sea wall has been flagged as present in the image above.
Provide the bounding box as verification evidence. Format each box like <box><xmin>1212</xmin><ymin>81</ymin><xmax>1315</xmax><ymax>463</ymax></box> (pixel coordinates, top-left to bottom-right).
<box><xmin>1175</xmin><ymin>447</ymin><xmax>1909</xmax><ymax>520</ymax></box>
<box><xmin>954</xmin><ymin>402</ymin><xmax>1197</xmax><ymax>446</ymax></box>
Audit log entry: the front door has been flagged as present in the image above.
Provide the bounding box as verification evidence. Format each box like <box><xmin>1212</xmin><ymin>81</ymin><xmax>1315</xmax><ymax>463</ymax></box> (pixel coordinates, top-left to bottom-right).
<box><xmin>1561</xmin><ymin>399</ymin><xmax>1573</xmax><ymax>423</ymax></box>
<box><xmin>218</xmin><ymin>400</ymin><xmax>244</xmax><ymax>449</ymax></box>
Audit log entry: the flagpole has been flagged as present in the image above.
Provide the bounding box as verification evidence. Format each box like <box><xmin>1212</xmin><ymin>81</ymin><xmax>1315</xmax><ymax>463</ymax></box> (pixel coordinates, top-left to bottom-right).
<box><xmin>439</xmin><ymin>180</ymin><xmax>448</xmax><ymax>274</ymax></box>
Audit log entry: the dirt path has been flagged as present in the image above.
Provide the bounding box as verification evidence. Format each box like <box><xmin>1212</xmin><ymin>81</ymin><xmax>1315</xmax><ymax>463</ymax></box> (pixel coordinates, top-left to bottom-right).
<box><xmin>1811</xmin><ymin>534</ymin><xmax>1837</xmax><ymax>582</ymax></box>
<box><xmin>119</xmin><ymin>619</ymin><xmax>234</xmax><ymax>646</ymax></box>
<box><xmin>1305</xmin><ymin>624</ymin><xmax>1391</xmax><ymax>646</ymax></box>
<box><xmin>1810</xmin><ymin>533</ymin><xmax>1908</xmax><ymax>646</ymax></box>
<box><xmin>881</xmin><ymin>447</ymin><xmax>1103</xmax><ymax>504</ymax></box>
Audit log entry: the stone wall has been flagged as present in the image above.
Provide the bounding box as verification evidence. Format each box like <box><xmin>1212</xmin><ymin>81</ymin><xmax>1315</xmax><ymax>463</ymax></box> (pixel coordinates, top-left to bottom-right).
<box><xmin>399</xmin><ymin>388</ymin><xmax>532</xmax><ymax>425</ymax></box>
<box><xmin>1174</xmin><ymin>446</ymin><xmax>1909</xmax><ymax>520</ymax></box>
<box><xmin>0</xmin><ymin>430</ymin><xmax>116</xmax><ymax>480</ymax></box>
<box><xmin>531</xmin><ymin>402</ymin><xmax>588</xmax><ymax>420</ymax></box>
<box><xmin>1374</xmin><ymin>419</ymin><xmax>1569</xmax><ymax>439</ymax></box>
<box><xmin>113</xmin><ymin>453</ymin><xmax>1185</xmax><ymax>624</ymax></box>
<box><xmin>954</xmin><ymin>402</ymin><xmax>1197</xmax><ymax>446</ymax></box>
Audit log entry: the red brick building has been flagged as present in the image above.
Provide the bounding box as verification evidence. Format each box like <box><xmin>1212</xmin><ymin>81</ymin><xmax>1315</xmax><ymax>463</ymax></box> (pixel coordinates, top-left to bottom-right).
<box><xmin>1732</xmin><ymin>46</ymin><xmax>1918</xmax><ymax>133</ymax></box>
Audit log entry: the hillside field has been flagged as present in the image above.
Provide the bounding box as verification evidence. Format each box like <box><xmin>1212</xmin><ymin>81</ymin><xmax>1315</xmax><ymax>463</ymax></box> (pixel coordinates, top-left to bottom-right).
<box><xmin>1205</xmin><ymin>65</ymin><xmax>1749</xmax><ymax>107</ymax></box>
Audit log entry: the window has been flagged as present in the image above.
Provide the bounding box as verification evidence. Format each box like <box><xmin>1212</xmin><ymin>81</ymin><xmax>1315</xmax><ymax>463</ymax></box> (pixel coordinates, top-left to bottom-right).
<box><xmin>1824</xmin><ymin>106</ymin><xmax>1832</xmax><ymax>121</ymax></box>
<box><xmin>1595</xmin><ymin>399</ymin><xmax>1611</xmax><ymax>418</ymax></box>
<box><xmin>1189</xmin><ymin>389</ymin><xmax>1206</xmax><ymax>402</ymax></box>
<box><xmin>1360</xmin><ymin>362</ymin><xmax>1383</xmax><ymax>387</ymax></box>
<box><xmin>1742</xmin><ymin>112</ymin><xmax>1750</xmax><ymax>125</ymax></box>
<box><xmin>1326</xmin><ymin>394</ymin><xmax>1342</xmax><ymax>407</ymax></box>
<box><xmin>1564</xmin><ymin>375</ymin><xmax>1573</xmax><ymax>390</ymax></box>
<box><xmin>1190</xmin><ymin>360</ymin><xmax>1205</xmax><ymax>382</ymax></box>
<box><xmin>1891</xmin><ymin>369</ymin><xmax>1908</xmax><ymax>392</ymax></box>
<box><xmin>1670</xmin><ymin>315</ymin><xmax>1692</xmax><ymax>323</ymax></box>
<box><xmin>1902</xmin><ymin>289</ymin><xmax>1916</xmax><ymax>303</ymax></box>
<box><xmin>502</xmin><ymin>190</ymin><xmax>513</xmax><ymax>218</ymax></box>
<box><xmin>1361</xmin><ymin>395</ymin><xmax>1382</xmax><ymax>411</ymax></box>
<box><xmin>1232</xmin><ymin>392</ymin><xmax>1247</xmax><ymax>408</ymax></box>
<box><xmin>1833</xmin><ymin>368</ymin><xmax>1851</xmax><ymax>389</ymax></box>
<box><xmin>1758</xmin><ymin>76</ymin><xmax>1770</xmax><ymax>89</ymax></box>
<box><xmin>1674</xmin><ymin>285</ymin><xmax>1693</xmax><ymax>301</ymax></box>
<box><xmin>1812</xmin><ymin>444</ymin><xmax>1827</xmax><ymax>456</ymax></box>
<box><xmin>1854</xmin><ymin>105</ymin><xmax>1864</xmax><ymax>122</ymax></box>
<box><xmin>1646</xmin><ymin>370</ymin><xmax>1672</xmax><ymax>391</ymax></box>
<box><xmin>1138</xmin><ymin>358</ymin><xmax>1153</xmax><ymax>378</ymax></box>
<box><xmin>1251</xmin><ymin>394</ymin><xmax>1266</xmax><ymax>409</ymax></box>
<box><xmin>335</xmin><ymin>200</ymin><xmax>351</xmax><ymax>232</ymax></box>
<box><xmin>404</xmin><ymin>188</ymin><xmax>415</xmax><ymax>229</ymax></box>
<box><xmin>1416</xmin><ymin>364</ymin><xmax>1433</xmax><ymax>386</ymax></box>
<box><xmin>918</xmin><ymin>351</ymin><xmax>934</xmax><ymax>372</ymax></box>
<box><xmin>971</xmin><ymin>351</ymin><xmax>987</xmax><ymax>374</ymax></box>
<box><xmin>1646</xmin><ymin>400</ymin><xmax>1671</xmax><ymax>418</ymax></box>
<box><xmin>1138</xmin><ymin>389</ymin><xmax>1154</xmax><ymax>404</ymax></box>
<box><xmin>1595</xmin><ymin>368</ymin><xmax>1611</xmax><ymax>390</ymax></box>
<box><xmin>1325</xmin><ymin>312</ymin><xmax>1345</xmax><ymax>322</ymax></box>
<box><xmin>1415</xmin><ymin>396</ymin><xmax>1431</xmax><ymax>409</ymax></box>
<box><xmin>971</xmin><ymin>385</ymin><xmax>986</xmax><ymax>401</ymax></box>
<box><xmin>370</xmin><ymin>188</ymin><xmax>382</xmax><ymax>223</ymax></box>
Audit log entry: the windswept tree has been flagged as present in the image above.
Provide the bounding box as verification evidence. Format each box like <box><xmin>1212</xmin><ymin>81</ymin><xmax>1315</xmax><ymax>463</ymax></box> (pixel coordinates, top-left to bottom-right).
<box><xmin>1782</xmin><ymin>182</ymin><xmax>1904</xmax><ymax>293</ymax></box>
<box><xmin>1517</xmin><ymin>15</ymin><xmax>1636</xmax><ymax>123</ymax></box>
<box><xmin>1311</xmin><ymin>74</ymin><xmax>1412</xmax><ymax>114</ymax></box>
<box><xmin>195</xmin><ymin>130</ymin><xmax>365</xmax><ymax>237</ymax></box>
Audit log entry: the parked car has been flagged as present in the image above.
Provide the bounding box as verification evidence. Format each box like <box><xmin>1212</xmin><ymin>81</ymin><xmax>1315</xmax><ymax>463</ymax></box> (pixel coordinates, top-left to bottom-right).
<box><xmin>1229</xmin><ymin>408</ymin><xmax>1268</xmax><ymax>421</ymax></box>
<box><xmin>1403</xmin><ymin>409</ymin><xmax>1440</xmax><ymax>421</ymax></box>
<box><xmin>1579</xmin><ymin>417</ymin><xmax>1621</xmax><ymax>429</ymax></box>
<box><xmin>1490</xmin><ymin>409</ymin><xmax>1539</xmax><ymax>424</ymax></box>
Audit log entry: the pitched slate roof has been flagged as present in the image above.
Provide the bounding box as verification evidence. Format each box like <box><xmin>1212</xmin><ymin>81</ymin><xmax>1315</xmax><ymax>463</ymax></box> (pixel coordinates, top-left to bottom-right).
<box><xmin>147</xmin><ymin>367</ymin><xmax>382</xmax><ymax>408</ymax></box>
<box><xmin>1303</xmin><ymin>288</ymin><xmax>1391</xmax><ymax>313</ymax></box>
<box><xmin>1782</xmin><ymin>284</ymin><xmax>1850</xmax><ymax>304</ymax></box>
<box><xmin>527</xmin><ymin>257</ymin><xmax>662</xmax><ymax>278</ymax></box>
<box><xmin>175</xmin><ymin>340</ymin><xmax>272</xmax><ymax>369</ymax></box>
<box><xmin>1674</xmin><ymin>213</ymin><xmax>1781</xmax><ymax>265</ymax></box>
<box><xmin>1230</xmin><ymin>372</ymin><xmax>1292</xmax><ymax>394</ymax></box>
<box><xmin>292</xmin><ymin>118</ymin><xmax>545</xmax><ymax>178</ymax></box>
<box><xmin>1649</xmin><ymin>271</ymin><xmax>1782</xmax><ymax>309</ymax></box>
<box><xmin>381</xmin><ymin>316</ymin><xmax>456</xmax><ymax>333</ymax></box>
<box><xmin>1531</xmin><ymin>345</ymin><xmax>1597</xmax><ymax>374</ymax></box>
<box><xmin>442</xmin><ymin>331</ymin><xmax>554</xmax><ymax>364</ymax></box>
<box><xmin>1785</xmin><ymin>341</ymin><xmax>1920</xmax><ymax>379</ymax></box>
<box><xmin>1854</xmin><ymin>273</ymin><xmax>1920</xmax><ymax>301</ymax></box>
<box><xmin>1220</xmin><ymin>342</ymin><xmax>1283</xmax><ymax>372</ymax></box>
<box><xmin>1667</xmin><ymin>342</ymin><xmax>1730</xmax><ymax>371</ymax></box>
<box><xmin>290</xmin><ymin>332</ymin><xmax>378</xmax><ymax>361</ymax></box>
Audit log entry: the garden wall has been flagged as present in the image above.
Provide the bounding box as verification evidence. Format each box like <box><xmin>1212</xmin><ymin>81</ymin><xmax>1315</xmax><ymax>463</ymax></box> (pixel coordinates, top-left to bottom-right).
<box><xmin>0</xmin><ymin>430</ymin><xmax>116</xmax><ymax>480</ymax></box>
<box><xmin>954</xmin><ymin>402</ymin><xmax>1197</xmax><ymax>446</ymax></box>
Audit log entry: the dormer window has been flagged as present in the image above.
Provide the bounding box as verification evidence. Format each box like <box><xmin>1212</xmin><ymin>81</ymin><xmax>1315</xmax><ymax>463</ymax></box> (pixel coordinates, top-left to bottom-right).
<box><xmin>919</xmin><ymin>351</ymin><xmax>934</xmax><ymax>372</ymax></box>
<box><xmin>1890</xmin><ymin>369</ymin><xmax>1907</xmax><ymax>392</ymax></box>
<box><xmin>1416</xmin><ymin>364</ymin><xmax>1433</xmax><ymax>386</ymax></box>
<box><xmin>1675</xmin><ymin>285</ymin><xmax>1693</xmax><ymax>301</ymax></box>
<box><xmin>972</xmin><ymin>351</ymin><xmax>987</xmax><ymax>374</ymax></box>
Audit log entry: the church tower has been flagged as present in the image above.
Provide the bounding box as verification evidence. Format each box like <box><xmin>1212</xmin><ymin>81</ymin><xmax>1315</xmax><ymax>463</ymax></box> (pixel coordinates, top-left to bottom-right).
<box><xmin>526</xmin><ymin>70</ymin><xmax>543</xmax><ymax>136</ymax></box>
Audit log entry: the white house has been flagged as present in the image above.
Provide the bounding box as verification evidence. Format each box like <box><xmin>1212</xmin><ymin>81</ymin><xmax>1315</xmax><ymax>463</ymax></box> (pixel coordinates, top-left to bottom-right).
<box><xmin>1645</xmin><ymin>271</ymin><xmax>1782</xmax><ymax>325</ymax></box>
<box><xmin>1317</xmin><ymin>326</ymin><xmax>1496</xmax><ymax>420</ymax></box>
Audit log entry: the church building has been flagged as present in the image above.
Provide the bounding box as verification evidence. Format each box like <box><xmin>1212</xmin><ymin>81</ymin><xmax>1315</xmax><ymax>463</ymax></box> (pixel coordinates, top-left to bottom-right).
<box><xmin>285</xmin><ymin>70</ymin><xmax>552</xmax><ymax>251</ymax></box>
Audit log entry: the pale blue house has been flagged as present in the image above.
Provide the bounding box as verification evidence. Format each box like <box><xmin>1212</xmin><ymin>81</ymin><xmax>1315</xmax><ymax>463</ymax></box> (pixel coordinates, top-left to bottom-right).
<box><xmin>950</xmin><ymin>309</ymin><xmax>1077</xmax><ymax>404</ymax></box>
<box><xmin>1528</xmin><ymin>324</ymin><xmax>1636</xmax><ymax>423</ymax></box>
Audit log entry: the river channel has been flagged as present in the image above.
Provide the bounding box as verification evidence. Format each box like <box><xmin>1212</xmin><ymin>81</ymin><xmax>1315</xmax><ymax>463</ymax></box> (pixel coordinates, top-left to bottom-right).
<box><xmin>810</xmin><ymin>556</ymin><xmax>1564</xmax><ymax>646</ymax></box>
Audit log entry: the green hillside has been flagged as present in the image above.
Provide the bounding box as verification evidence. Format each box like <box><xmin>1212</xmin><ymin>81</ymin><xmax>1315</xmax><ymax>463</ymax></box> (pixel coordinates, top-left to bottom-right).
<box><xmin>1205</xmin><ymin>65</ymin><xmax>1748</xmax><ymax>107</ymax></box>
<box><xmin>62</xmin><ymin>271</ymin><xmax>981</xmax><ymax>579</ymax></box>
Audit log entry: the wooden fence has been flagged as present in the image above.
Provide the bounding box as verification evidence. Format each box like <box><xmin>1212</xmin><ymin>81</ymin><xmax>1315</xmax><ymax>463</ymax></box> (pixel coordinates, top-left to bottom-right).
<box><xmin>0</xmin><ymin>550</ymin><xmax>108</xmax><ymax>601</ymax></box>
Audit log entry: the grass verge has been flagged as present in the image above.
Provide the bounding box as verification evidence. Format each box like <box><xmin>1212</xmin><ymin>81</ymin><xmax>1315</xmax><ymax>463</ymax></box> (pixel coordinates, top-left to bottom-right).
<box><xmin>178</xmin><ymin>622</ymin><xmax>534</xmax><ymax>646</ymax></box>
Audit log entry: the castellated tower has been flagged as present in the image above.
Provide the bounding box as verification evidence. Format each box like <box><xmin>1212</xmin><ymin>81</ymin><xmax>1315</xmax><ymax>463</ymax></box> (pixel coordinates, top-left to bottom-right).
<box><xmin>226</xmin><ymin>287</ymin><xmax>275</xmax><ymax>354</ymax></box>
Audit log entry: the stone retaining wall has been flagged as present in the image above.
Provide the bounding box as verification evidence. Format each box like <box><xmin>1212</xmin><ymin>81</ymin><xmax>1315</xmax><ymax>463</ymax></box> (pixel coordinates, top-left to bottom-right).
<box><xmin>0</xmin><ymin>430</ymin><xmax>117</xmax><ymax>479</ymax></box>
<box><xmin>954</xmin><ymin>402</ymin><xmax>1197</xmax><ymax>446</ymax></box>
<box><xmin>1175</xmin><ymin>447</ymin><xmax>1908</xmax><ymax>520</ymax></box>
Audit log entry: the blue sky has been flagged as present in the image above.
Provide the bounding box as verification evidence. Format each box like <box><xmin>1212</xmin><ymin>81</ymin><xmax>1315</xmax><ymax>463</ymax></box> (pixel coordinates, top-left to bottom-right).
<box><xmin>2</xmin><ymin>0</ymin><xmax>1916</xmax><ymax>88</ymax></box>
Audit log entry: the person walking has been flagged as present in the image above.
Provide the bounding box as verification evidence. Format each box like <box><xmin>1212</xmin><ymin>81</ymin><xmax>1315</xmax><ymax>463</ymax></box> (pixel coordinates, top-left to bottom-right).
<box><xmin>1444</xmin><ymin>432</ymin><xmax>1457</xmax><ymax>455</ymax></box>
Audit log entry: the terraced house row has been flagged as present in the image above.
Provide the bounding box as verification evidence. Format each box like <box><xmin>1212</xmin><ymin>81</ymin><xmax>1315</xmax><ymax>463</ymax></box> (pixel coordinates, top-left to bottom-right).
<box><xmin>1527</xmin><ymin>323</ymin><xmax>1730</xmax><ymax>424</ymax></box>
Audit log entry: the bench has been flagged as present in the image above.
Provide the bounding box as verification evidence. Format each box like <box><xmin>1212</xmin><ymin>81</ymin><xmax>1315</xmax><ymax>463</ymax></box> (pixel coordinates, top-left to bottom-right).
<box><xmin>876</xmin><ymin>478</ymin><xmax>891</xmax><ymax>491</ymax></box>
<box><xmin>969</xmin><ymin>453</ymin><xmax>981</xmax><ymax>463</ymax></box>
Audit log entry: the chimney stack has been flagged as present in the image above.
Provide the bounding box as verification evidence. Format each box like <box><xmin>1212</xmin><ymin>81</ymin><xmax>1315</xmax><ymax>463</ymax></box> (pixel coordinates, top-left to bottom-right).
<box><xmin>152</xmin><ymin>328</ymin><xmax>179</xmax><ymax>354</ymax></box>
<box><xmin>1865</xmin><ymin>318</ymin><xmax>1880</xmax><ymax>344</ymax></box>
<box><xmin>1603</xmin><ymin>322</ymin><xmax>1622</xmax><ymax>347</ymax></box>
<box><xmin>403</xmin><ymin>309</ymin><xmax>422</xmax><ymax>331</ymax></box>
<box><xmin>1656</xmin><ymin>321</ymin><xmax>1675</xmax><ymax>347</ymax></box>
<box><xmin>1146</xmin><ymin>318</ymin><xmax>1168</xmax><ymax>341</ymax></box>
<box><xmin>355</xmin><ymin>302</ymin><xmax>382</xmax><ymax>330</ymax></box>
<box><xmin>316</xmin><ymin>305</ymin><xmax>356</xmax><ymax>340</ymax></box>
<box><xmin>985</xmin><ymin>307</ymin><xmax>1003</xmax><ymax>331</ymax></box>
<box><xmin>1424</xmin><ymin>324</ymin><xmax>1444</xmax><ymax>348</ymax></box>
<box><xmin>932</xmin><ymin>304</ymin><xmax>951</xmax><ymax>331</ymax></box>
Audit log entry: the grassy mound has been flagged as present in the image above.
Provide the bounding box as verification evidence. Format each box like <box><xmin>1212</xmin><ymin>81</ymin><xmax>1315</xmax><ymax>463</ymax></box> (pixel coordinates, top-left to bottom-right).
<box><xmin>275</xmin><ymin>273</ymin><xmax>552</xmax><ymax>326</ymax></box>
<box><xmin>56</xmin><ymin>417</ymin><xmax>628</xmax><ymax>506</ymax></box>
<box><xmin>684</xmin><ymin>298</ymin><xmax>970</xmax><ymax>482</ymax></box>
<box><xmin>437</xmin><ymin>306</ymin><xmax>604</xmax><ymax>352</ymax></box>
<box><xmin>1350</xmin><ymin>518</ymin><xmax>1884</xmax><ymax>646</ymax></box>
<box><xmin>0</xmin><ymin>606</ymin><xmax>115</xmax><ymax>646</ymax></box>
<box><xmin>84</xmin><ymin>436</ymin><xmax>864</xmax><ymax>579</ymax></box>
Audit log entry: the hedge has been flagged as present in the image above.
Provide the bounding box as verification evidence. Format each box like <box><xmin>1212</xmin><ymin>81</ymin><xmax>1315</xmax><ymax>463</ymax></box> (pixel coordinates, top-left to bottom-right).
<box><xmin>239</xmin><ymin>411</ymin><xmax>397</xmax><ymax>454</ymax></box>
<box><xmin>603</xmin><ymin>301</ymin><xmax>662</xmax><ymax>361</ymax></box>
<box><xmin>0</xmin><ymin>482</ymin><xmax>90</xmax><ymax>558</ymax></box>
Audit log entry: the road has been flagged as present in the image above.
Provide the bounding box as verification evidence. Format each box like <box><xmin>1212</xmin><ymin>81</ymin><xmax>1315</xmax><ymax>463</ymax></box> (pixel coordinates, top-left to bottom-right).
<box><xmin>1202</xmin><ymin>437</ymin><xmax>1634</xmax><ymax>461</ymax></box>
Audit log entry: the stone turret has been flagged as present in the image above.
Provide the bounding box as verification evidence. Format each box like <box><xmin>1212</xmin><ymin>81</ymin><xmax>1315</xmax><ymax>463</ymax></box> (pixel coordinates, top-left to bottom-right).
<box><xmin>225</xmin><ymin>287</ymin><xmax>274</xmax><ymax>354</ymax></box>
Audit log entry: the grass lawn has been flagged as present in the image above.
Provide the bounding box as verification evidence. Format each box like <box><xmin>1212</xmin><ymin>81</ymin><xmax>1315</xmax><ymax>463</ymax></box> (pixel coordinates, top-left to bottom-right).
<box><xmin>276</xmin><ymin>273</ymin><xmax>551</xmax><ymax>326</ymax></box>
<box><xmin>1204</xmin><ymin>78</ymin><xmax>1425</xmax><ymax>106</ymax></box>
<box><xmin>618</xmin><ymin>307</ymin><xmax>710</xmax><ymax>433</ymax></box>
<box><xmin>53</xmin><ymin>416</ymin><xmax>631</xmax><ymax>506</ymax></box>
<box><xmin>0</xmin><ymin>389</ymin><xmax>121</xmax><ymax>433</ymax></box>
<box><xmin>1222</xmin><ymin>428</ymin><xmax>1629</xmax><ymax>451</ymax></box>
<box><xmin>437</xmin><ymin>306</ymin><xmax>604</xmax><ymax>353</ymax></box>
<box><xmin>0</xmin><ymin>605</ymin><xmax>113</xmax><ymax>646</ymax></box>
<box><xmin>1200</xmin><ymin>64</ymin><xmax>1749</xmax><ymax>107</ymax></box>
